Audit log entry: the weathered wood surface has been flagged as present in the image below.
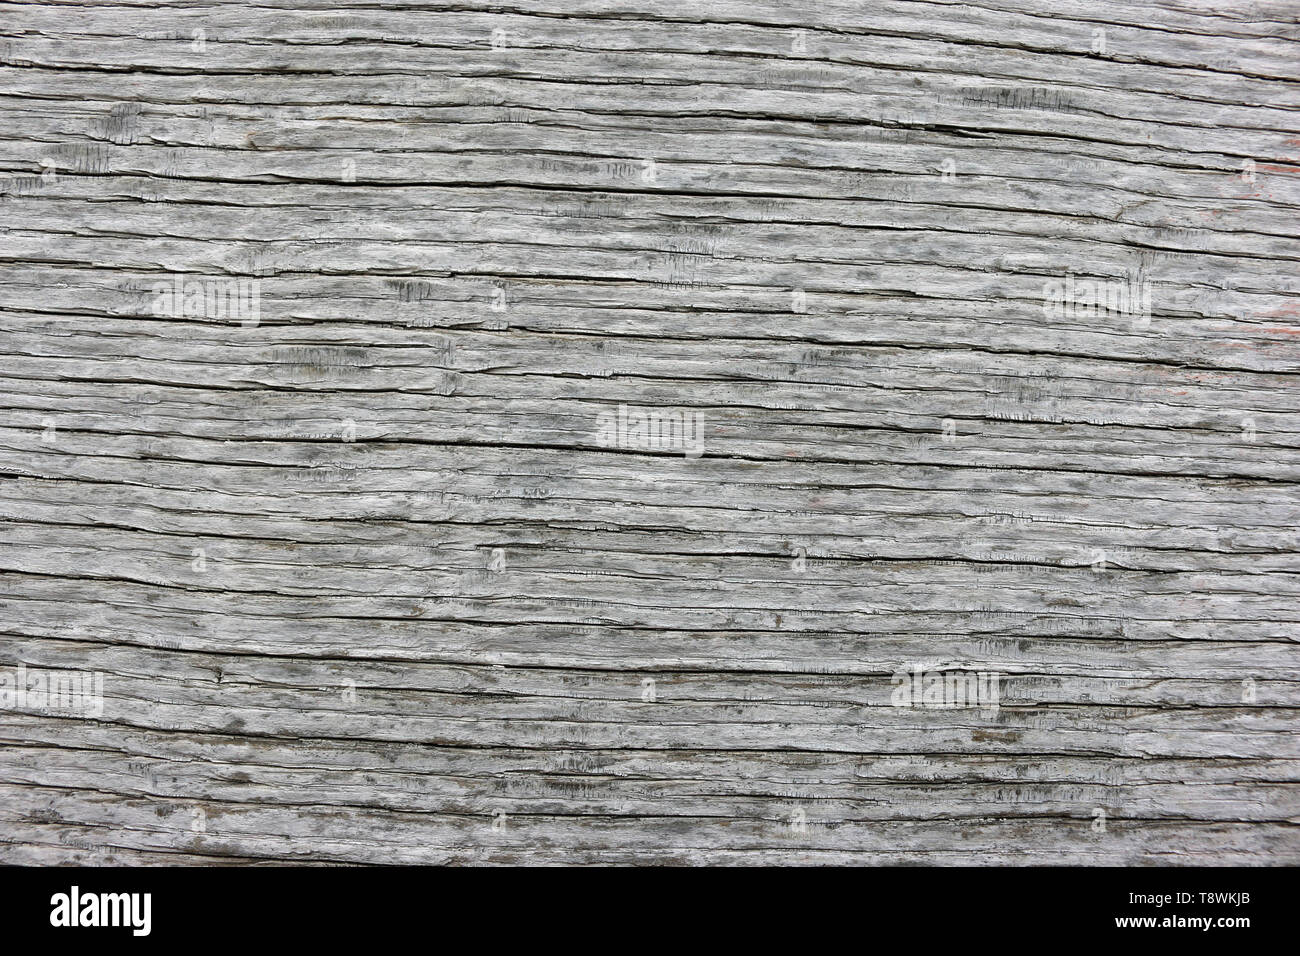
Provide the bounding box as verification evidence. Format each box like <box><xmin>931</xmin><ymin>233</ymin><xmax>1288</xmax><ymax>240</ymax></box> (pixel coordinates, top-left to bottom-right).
<box><xmin>1</xmin><ymin>0</ymin><xmax>1298</xmax><ymax>865</ymax></box>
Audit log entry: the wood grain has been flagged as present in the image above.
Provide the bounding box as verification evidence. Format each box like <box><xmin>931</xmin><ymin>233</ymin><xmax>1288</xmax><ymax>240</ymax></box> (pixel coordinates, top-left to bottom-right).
<box><xmin>1</xmin><ymin>0</ymin><xmax>1298</xmax><ymax>865</ymax></box>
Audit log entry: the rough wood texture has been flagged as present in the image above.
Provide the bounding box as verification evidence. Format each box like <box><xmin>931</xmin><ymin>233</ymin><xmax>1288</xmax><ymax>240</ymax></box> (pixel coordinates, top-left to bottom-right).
<box><xmin>1</xmin><ymin>0</ymin><xmax>1298</xmax><ymax>865</ymax></box>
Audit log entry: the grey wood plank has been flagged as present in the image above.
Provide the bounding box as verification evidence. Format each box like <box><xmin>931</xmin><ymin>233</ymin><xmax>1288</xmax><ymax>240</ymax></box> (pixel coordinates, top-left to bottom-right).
<box><xmin>0</xmin><ymin>0</ymin><xmax>1297</xmax><ymax>865</ymax></box>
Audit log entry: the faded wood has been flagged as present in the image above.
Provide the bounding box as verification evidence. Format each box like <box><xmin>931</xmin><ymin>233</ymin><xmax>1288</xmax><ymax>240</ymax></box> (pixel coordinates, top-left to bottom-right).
<box><xmin>0</xmin><ymin>0</ymin><xmax>1298</xmax><ymax>865</ymax></box>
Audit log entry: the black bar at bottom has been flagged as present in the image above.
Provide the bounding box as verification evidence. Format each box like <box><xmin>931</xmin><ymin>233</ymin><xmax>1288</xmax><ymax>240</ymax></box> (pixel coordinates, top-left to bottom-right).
<box><xmin>0</xmin><ymin>865</ymin><xmax>1284</xmax><ymax>945</ymax></box>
